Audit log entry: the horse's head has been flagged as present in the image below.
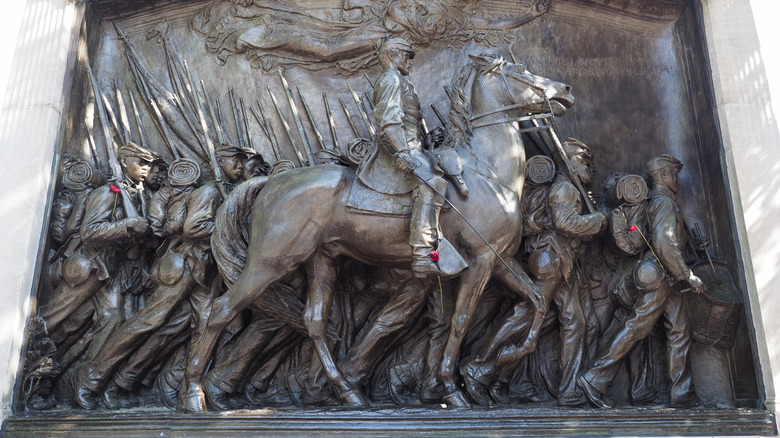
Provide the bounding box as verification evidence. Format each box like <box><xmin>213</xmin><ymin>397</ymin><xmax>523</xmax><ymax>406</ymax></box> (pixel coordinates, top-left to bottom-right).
<box><xmin>469</xmin><ymin>53</ymin><xmax>574</xmax><ymax>117</ymax></box>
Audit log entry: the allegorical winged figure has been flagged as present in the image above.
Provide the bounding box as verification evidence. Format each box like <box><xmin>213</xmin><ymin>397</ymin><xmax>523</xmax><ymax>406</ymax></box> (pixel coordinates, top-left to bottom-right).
<box><xmin>192</xmin><ymin>0</ymin><xmax>552</xmax><ymax>73</ymax></box>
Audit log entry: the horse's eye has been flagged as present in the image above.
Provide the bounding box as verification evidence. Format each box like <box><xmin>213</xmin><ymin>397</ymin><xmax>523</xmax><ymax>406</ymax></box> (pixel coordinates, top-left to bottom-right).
<box><xmin>517</xmin><ymin>64</ymin><xmax>526</xmax><ymax>72</ymax></box>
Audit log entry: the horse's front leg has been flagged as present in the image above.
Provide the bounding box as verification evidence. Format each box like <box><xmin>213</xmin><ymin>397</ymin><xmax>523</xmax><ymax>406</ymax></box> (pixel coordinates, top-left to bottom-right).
<box><xmin>304</xmin><ymin>252</ymin><xmax>369</xmax><ymax>408</ymax></box>
<box><xmin>178</xmin><ymin>268</ymin><xmax>281</xmax><ymax>413</ymax></box>
<box><xmin>438</xmin><ymin>251</ymin><xmax>497</xmax><ymax>408</ymax></box>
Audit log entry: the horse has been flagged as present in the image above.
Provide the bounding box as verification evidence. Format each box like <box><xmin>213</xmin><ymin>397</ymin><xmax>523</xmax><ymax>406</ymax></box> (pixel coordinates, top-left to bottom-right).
<box><xmin>177</xmin><ymin>53</ymin><xmax>575</xmax><ymax>412</ymax></box>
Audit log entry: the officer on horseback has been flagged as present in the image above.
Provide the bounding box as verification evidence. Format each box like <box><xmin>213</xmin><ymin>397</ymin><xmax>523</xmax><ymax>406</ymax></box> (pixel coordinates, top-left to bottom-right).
<box><xmin>357</xmin><ymin>37</ymin><xmax>449</xmax><ymax>277</ymax></box>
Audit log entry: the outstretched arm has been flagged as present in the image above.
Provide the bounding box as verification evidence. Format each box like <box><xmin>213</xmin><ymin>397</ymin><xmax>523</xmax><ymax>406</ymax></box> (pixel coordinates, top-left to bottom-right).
<box><xmin>471</xmin><ymin>0</ymin><xmax>550</xmax><ymax>30</ymax></box>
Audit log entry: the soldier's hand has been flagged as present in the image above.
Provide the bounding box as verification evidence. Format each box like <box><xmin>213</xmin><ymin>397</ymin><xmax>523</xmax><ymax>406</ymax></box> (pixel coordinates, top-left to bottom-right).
<box><xmin>127</xmin><ymin>217</ymin><xmax>149</xmax><ymax>235</ymax></box>
<box><xmin>596</xmin><ymin>211</ymin><xmax>608</xmax><ymax>231</ymax></box>
<box><xmin>686</xmin><ymin>271</ymin><xmax>706</xmax><ymax>294</ymax></box>
<box><xmin>395</xmin><ymin>150</ymin><xmax>419</xmax><ymax>173</ymax></box>
<box><xmin>611</xmin><ymin>208</ymin><xmax>627</xmax><ymax>228</ymax></box>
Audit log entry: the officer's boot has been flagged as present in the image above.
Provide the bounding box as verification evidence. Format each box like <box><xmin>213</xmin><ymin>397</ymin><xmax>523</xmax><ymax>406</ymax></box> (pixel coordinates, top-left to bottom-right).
<box><xmin>410</xmin><ymin>176</ymin><xmax>447</xmax><ymax>277</ymax></box>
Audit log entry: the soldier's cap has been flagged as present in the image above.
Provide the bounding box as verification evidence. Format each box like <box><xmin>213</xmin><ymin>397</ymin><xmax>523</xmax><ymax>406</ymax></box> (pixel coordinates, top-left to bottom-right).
<box><xmin>216</xmin><ymin>145</ymin><xmax>248</xmax><ymax>159</ymax></box>
<box><xmin>646</xmin><ymin>154</ymin><xmax>683</xmax><ymax>175</ymax></box>
<box><xmin>117</xmin><ymin>141</ymin><xmax>155</xmax><ymax>163</ymax></box>
<box><xmin>151</xmin><ymin>156</ymin><xmax>169</xmax><ymax>170</ymax></box>
<box><xmin>379</xmin><ymin>38</ymin><xmax>415</xmax><ymax>59</ymax></box>
<box><xmin>562</xmin><ymin>138</ymin><xmax>592</xmax><ymax>159</ymax></box>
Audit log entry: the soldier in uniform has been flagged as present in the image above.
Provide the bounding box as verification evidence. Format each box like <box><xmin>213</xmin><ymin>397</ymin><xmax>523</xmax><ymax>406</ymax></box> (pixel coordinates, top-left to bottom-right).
<box><xmin>461</xmin><ymin>142</ymin><xmax>606</xmax><ymax>407</ymax></box>
<box><xmin>39</xmin><ymin>143</ymin><xmax>152</xmax><ymax>353</ymax></box>
<box><xmin>578</xmin><ymin>154</ymin><xmax>704</xmax><ymax>409</ymax></box>
<box><xmin>73</xmin><ymin>149</ymin><xmax>246</xmax><ymax>409</ymax></box>
<box><xmin>357</xmin><ymin>37</ymin><xmax>448</xmax><ymax>276</ymax></box>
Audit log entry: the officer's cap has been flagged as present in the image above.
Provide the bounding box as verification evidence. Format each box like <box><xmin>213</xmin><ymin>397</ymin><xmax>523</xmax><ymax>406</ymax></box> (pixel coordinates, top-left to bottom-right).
<box><xmin>646</xmin><ymin>154</ymin><xmax>683</xmax><ymax>175</ymax></box>
<box><xmin>379</xmin><ymin>38</ymin><xmax>415</xmax><ymax>59</ymax></box>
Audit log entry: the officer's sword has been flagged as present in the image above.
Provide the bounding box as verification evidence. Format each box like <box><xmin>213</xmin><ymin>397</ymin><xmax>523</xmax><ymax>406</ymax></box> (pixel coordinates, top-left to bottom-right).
<box><xmin>409</xmin><ymin>170</ymin><xmax>539</xmax><ymax>295</ymax></box>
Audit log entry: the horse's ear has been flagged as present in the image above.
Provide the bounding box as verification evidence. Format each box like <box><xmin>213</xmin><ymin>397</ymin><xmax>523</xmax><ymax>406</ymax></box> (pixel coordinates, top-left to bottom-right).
<box><xmin>468</xmin><ymin>53</ymin><xmax>492</xmax><ymax>67</ymax></box>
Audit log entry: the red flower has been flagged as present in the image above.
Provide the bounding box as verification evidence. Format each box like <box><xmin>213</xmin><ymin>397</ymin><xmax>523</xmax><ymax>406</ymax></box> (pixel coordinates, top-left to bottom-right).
<box><xmin>110</xmin><ymin>185</ymin><xmax>121</xmax><ymax>194</ymax></box>
<box><xmin>629</xmin><ymin>225</ymin><xmax>638</xmax><ymax>232</ymax></box>
<box><xmin>430</xmin><ymin>250</ymin><xmax>439</xmax><ymax>261</ymax></box>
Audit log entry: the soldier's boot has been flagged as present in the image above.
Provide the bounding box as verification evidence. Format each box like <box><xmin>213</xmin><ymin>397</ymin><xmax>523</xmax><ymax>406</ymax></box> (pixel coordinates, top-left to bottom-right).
<box><xmin>410</xmin><ymin>178</ymin><xmax>447</xmax><ymax>278</ymax></box>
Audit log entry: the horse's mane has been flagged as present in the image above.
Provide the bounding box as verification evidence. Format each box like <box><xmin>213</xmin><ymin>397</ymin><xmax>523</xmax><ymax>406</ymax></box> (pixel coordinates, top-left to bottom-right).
<box><xmin>443</xmin><ymin>62</ymin><xmax>475</xmax><ymax>150</ymax></box>
<box><xmin>443</xmin><ymin>54</ymin><xmax>506</xmax><ymax>150</ymax></box>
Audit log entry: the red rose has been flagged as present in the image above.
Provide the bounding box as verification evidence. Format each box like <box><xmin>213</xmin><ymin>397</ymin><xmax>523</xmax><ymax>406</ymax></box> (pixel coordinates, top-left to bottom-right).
<box><xmin>430</xmin><ymin>250</ymin><xmax>439</xmax><ymax>261</ymax></box>
<box><xmin>629</xmin><ymin>225</ymin><xmax>638</xmax><ymax>232</ymax></box>
<box><xmin>110</xmin><ymin>185</ymin><xmax>121</xmax><ymax>194</ymax></box>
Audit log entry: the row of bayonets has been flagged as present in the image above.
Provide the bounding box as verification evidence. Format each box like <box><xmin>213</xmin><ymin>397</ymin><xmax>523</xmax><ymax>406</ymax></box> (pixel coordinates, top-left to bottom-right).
<box><xmin>86</xmin><ymin>56</ymin><xmax>594</xmax><ymax>215</ymax></box>
<box><xmin>85</xmin><ymin>63</ymin><xmax>391</xmax><ymax>192</ymax></box>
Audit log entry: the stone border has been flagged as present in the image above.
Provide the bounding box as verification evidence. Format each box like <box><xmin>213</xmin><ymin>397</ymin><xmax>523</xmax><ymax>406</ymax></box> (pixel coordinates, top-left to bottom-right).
<box><xmin>2</xmin><ymin>407</ymin><xmax>776</xmax><ymax>437</ymax></box>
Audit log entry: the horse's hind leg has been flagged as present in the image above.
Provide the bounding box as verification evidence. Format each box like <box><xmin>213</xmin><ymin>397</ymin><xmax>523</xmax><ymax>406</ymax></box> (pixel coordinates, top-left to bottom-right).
<box><xmin>304</xmin><ymin>252</ymin><xmax>369</xmax><ymax>408</ymax></box>
<box><xmin>178</xmin><ymin>268</ymin><xmax>286</xmax><ymax>413</ymax></box>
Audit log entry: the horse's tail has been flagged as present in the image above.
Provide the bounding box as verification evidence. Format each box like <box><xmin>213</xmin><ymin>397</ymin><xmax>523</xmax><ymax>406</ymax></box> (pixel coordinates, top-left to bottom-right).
<box><xmin>212</xmin><ymin>176</ymin><xmax>269</xmax><ymax>287</ymax></box>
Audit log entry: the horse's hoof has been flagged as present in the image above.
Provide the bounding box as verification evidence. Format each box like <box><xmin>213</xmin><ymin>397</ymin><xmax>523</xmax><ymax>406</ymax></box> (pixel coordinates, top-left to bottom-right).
<box><xmin>460</xmin><ymin>362</ymin><xmax>493</xmax><ymax>407</ymax></box>
<box><xmin>340</xmin><ymin>387</ymin><xmax>370</xmax><ymax>408</ymax></box>
<box><xmin>442</xmin><ymin>390</ymin><xmax>471</xmax><ymax>409</ymax></box>
<box><xmin>176</xmin><ymin>382</ymin><xmax>207</xmax><ymax>413</ymax></box>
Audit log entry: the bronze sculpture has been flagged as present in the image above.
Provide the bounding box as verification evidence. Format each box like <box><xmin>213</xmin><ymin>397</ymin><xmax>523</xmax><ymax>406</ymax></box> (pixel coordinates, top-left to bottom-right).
<box><xmin>175</xmin><ymin>52</ymin><xmax>572</xmax><ymax>412</ymax></box>
<box><xmin>578</xmin><ymin>154</ymin><xmax>704</xmax><ymax>409</ymax></box>
<box><xmin>13</xmin><ymin>1</ymin><xmax>758</xmax><ymax>426</ymax></box>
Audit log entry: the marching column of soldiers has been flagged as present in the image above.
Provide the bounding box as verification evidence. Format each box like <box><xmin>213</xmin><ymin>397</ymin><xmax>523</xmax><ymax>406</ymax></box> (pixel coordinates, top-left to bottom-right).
<box><xmin>26</xmin><ymin>135</ymin><xmax>713</xmax><ymax>411</ymax></box>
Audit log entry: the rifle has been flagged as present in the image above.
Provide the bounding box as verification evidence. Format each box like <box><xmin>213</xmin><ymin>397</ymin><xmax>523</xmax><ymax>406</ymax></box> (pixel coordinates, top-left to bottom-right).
<box><xmin>191</xmin><ymin>78</ymin><xmax>227</xmax><ymax>200</ymax></box>
<box><xmin>541</xmin><ymin>118</ymin><xmax>596</xmax><ymax>213</ymax></box>
<box><xmin>201</xmin><ymin>86</ymin><xmax>225</xmax><ymax>145</ymax></box>
<box><xmin>229</xmin><ymin>88</ymin><xmax>247</xmax><ymax>149</ymax></box>
<box><xmin>346</xmin><ymin>80</ymin><xmax>375</xmax><ymax>140</ymax></box>
<box><xmin>114</xmin><ymin>82</ymin><xmax>132</xmax><ymax>145</ymax></box>
<box><xmin>339</xmin><ymin>97</ymin><xmax>361</xmax><ymax>138</ymax></box>
<box><xmin>323</xmin><ymin>92</ymin><xmax>341</xmax><ymax>150</ymax></box>
<box><xmin>240</xmin><ymin>97</ymin><xmax>254</xmax><ymax>151</ymax></box>
<box><xmin>128</xmin><ymin>90</ymin><xmax>148</xmax><ymax>149</ymax></box>
<box><xmin>268</xmin><ymin>86</ymin><xmax>305</xmax><ymax>166</ymax></box>
<box><xmin>278</xmin><ymin>70</ymin><xmax>315</xmax><ymax>165</ymax></box>
<box><xmin>297</xmin><ymin>87</ymin><xmax>326</xmax><ymax>152</ymax></box>
<box><xmin>250</xmin><ymin>103</ymin><xmax>282</xmax><ymax>162</ymax></box>
<box><xmin>148</xmin><ymin>98</ymin><xmax>180</xmax><ymax>159</ymax></box>
<box><xmin>87</xmin><ymin>66</ymin><xmax>140</xmax><ymax>217</ymax></box>
<box><xmin>84</xmin><ymin>120</ymin><xmax>102</xmax><ymax>173</ymax></box>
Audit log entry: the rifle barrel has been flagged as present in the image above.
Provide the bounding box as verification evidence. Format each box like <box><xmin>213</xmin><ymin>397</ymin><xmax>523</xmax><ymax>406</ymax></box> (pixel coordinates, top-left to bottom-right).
<box><xmin>323</xmin><ymin>92</ymin><xmax>340</xmax><ymax>151</ymax></box>
<box><xmin>339</xmin><ymin>97</ymin><xmax>361</xmax><ymax>138</ymax></box>
<box><xmin>298</xmin><ymin>88</ymin><xmax>326</xmax><ymax>152</ymax></box>
<box><xmin>278</xmin><ymin>70</ymin><xmax>314</xmax><ymax>165</ymax></box>
<box><xmin>268</xmin><ymin>86</ymin><xmax>305</xmax><ymax>166</ymax></box>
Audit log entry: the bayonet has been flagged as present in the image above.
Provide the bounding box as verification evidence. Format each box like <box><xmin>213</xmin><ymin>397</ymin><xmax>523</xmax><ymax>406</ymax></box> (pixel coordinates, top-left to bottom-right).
<box><xmin>323</xmin><ymin>92</ymin><xmax>340</xmax><ymax>150</ymax></box>
<box><xmin>201</xmin><ymin>85</ymin><xmax>224</xmax><ymax>145</ymax></box>
<box><xmin>189</xmin><ymin>75</ymin><xmax>228</xmax><ymax>199</ymax></box>
<box><xmin>363</xmin><ymin>72</ymin><xmax>375</xmax><ymax>88</ymax></box>
<box><xmin>84</xmin><ymin>120</ymin><xmax>102</xmax><ymax>173</ymax></box>
<box><xmin>240</xmin><ymin>97</ymin><xmax>254</xmax><ymax>151</ymax></box>
<box><xmin>339</xmin><ymin>97</ymin><xmax>360</xmax><ymax>138</ymax></box>
<box><xmin>87</xmin><ymin>66</ymin><xmax>140</xmax><ymax>217</ymax></box>
<box><xmin>229</xmin><ymin>88</ymin><xmax>247</xmax><ymax>149</ymax></box>
<box><xmin>250</xmin><ymin>105</ymin><xmax>281</xmax><ymax>161</ymax></box>
<box><xmin>128</xmin><ymin>90</ymin><xmax>148</xmax><ymax>148</ymax></box>
<box><xmin>114</xmin><ymin>82</ymin><xmax>132</xmax><ymax>144</ymax></box>
<box><xmin>278</xmin><ymin>69</ymin><xmax>315</xmax><ymax>165</ymax></box>
<box><xmin>100</xmin><ymin>92</ymin><xmax>122</xmax><ymax>144</ymax></box>
<box><xmin>148</xmin><ymin>98</ymin><xmax>180</xmax><ymax>159</ymax></box>
<box><xmin>297</xmin><ymin>87</ymin><xmax>326</xmax><ymax>153</ymax></box>
<box><xmin>268</xmin><ymin>86</ymin><xmax>305</xmax><ymax>166</ymax></box>
<box><xmin>346</xmin><ymin>80</ymin><xmax>375</xmax><ymax>139</ymax></box>
<box><xmin>254</xmin><ymin>99</ymin><xmax>283</xmax><ymax>161</ymax></box>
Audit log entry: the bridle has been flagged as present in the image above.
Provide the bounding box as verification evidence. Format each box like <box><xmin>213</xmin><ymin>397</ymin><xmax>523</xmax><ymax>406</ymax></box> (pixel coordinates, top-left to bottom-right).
<box><xmin>470</xmin><ymin>63</ymin><xmax>554</xmax><ymax>129</ymax></box>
